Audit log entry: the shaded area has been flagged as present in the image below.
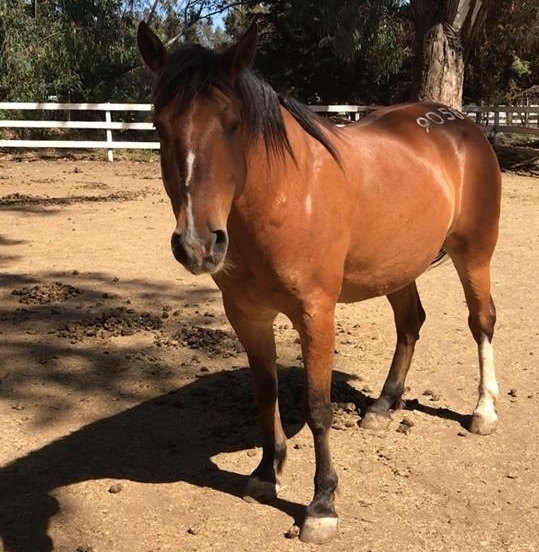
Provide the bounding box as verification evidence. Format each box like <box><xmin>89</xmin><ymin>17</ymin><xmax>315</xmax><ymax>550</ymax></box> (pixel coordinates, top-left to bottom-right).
<box><xmin>405</xmin><ymin>398</ymin><xmax>470</xmax><ymax>430</ymax></box>
<box><xmin>0</xmin><ymin>367</ymin><xmax>366</xmax><ymax>552</ymax></box>
<box><xmin>495</xmin><ymin>144</ymin><xmax>539</xmax><ymax>176</ymax></box>
<box><xmin>0</xmin><ymin>235</ymin><xmax>27</xmax><ymax>247</ymax></box>
<box><xmin>0</xmin><ymin>269</ymin><xmax>472</xmax><ymax>552</ymax></box>
<box><xmin>0</xmin><ymin>234</ymin><xmax>26</xmax><ymax>264</ymax></box>
<box><xmin>0</xmin><ymin>188</ymin><xmax>157</xmax><ymax>212</ymax></box>
<box><xmin>0</xmin><ymin>271</ymin><xmax>224</xmax><ymax>414</ymax></box>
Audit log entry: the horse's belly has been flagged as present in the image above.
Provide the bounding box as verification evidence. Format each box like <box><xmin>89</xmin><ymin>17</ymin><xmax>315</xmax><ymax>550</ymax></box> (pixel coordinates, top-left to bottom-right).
<box><xmin>339</xmin><ymin>221</ymin><xmax>449</xmax><ymax>302</ymax></box>
<box><xmin>338</xmin><ymin>258</ymin><xmax>432</xmax><ymax>302</ymax></box>
<box><xmin>337</xmin><ymin>172</ymin><xmax>454</xmax><ymax>302</ymax></box>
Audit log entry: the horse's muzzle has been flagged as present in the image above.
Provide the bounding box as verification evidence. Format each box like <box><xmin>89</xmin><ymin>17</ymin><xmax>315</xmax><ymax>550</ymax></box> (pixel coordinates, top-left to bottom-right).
<box><xmin>170</xmin><ymin>230</ymin><xmax>228</xmax><ymax>275</ymax></box>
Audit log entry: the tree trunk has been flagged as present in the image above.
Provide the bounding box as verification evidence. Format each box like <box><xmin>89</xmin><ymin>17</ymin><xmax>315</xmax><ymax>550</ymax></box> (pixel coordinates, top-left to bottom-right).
<box><xmin>410</xmin><ymin>0</ymin><xmax>493</xmax><ymax>110</ymax></box>
<box><xmin>418</xmin><ymin>22</ymin><xmax>464</xmax><ymax>109</ymax></box>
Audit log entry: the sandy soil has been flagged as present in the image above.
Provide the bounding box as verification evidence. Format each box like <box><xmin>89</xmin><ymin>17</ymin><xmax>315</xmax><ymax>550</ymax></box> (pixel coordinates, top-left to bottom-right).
<box><xmin>0</xmin><ymin>156</ymin><xmax>537</xmax><ymax>552</ymax></box>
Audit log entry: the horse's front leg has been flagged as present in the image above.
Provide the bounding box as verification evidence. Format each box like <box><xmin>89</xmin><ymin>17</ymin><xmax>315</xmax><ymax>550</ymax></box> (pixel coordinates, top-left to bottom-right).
<box><xmin>222</xmin><ymin>296</ymin><xmax>286</xmax><ymax>503</ymax></box>
<box><xmin>295</xmin><ymin>300</ymin><xmax>339</xmax><ymax>544</ymax></box>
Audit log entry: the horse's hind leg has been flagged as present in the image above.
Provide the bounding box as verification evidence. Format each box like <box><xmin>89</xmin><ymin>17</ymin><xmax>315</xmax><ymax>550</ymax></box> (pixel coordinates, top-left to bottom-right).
<box><xmin>361</xmin><ymin>281</ymin><xmax>425</xmax><ymax>430</ymax></box>
<box><xmin>222</xmin><ymin>296</ymin><xmax>286</xmax><ymax>502</ymax></box>
<box><xmin>448</xmin><ymin>250</ymin><xmax>499</xmax><ymax>435</ymax></box>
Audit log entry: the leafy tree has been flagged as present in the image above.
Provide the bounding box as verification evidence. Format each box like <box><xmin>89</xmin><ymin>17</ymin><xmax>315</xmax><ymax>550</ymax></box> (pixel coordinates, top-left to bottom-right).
<box><xmin>465</xmin><ymin>0</ymin><xmax>539</xmax><ymax>104</ymax></box>
<box><xmin>226</xmin><ymin>1</ymin><xmax>411</xmax><ymax>104</ymax></box>
<box><xmin>230</xmin><ymin>1</ymin><xmax>537</xmax><ymax>109</ymax></box>
<box><xmin>142</xmin><ymin>0</ymin><xmax>243</xmax><ymax>46</ymax></box>
<box><xmin>1</xmin><ymin>0</ymin><xmax>536</xmax><ymax>107</ymax></box>
<box><xmin>0</xmin><ymin>1</ymin><xmax>57</xmax><ymax>100</ymax></box>
<box><xmin>0</xmin><ymin>0</ymin><xmax>238</xmax><ymax>102</ymax></box>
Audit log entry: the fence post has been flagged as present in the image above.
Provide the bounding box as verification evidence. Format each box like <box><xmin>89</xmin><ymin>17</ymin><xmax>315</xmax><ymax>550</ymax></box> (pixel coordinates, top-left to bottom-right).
<box><xmin>105</xmin><ymin>104</ymin><xmax>114</xmax><ymax>162</ymax></box>
<box><xmin>493</xmin><ymin>108</ymin><xmax>501</xmax><ymax>146</ymax></box>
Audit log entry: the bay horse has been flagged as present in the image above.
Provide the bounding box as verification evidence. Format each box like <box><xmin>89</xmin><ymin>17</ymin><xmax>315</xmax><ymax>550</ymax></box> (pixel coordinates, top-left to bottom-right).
<box><xmin>137</xmin><ymin>22</ymin><xmax>501</xmax><ymax>544</ymax></box>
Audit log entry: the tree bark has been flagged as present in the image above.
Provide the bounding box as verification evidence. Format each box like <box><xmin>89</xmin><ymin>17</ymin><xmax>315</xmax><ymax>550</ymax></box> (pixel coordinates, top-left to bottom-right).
<box><xmin>410</xmin><ymin>0</ymin><xmax>492</xmax><ymax>110</ymax></box>
<box><xmin>418</xmin><ymin>22</ymin><xmax>464</xmax><ymax>109</ymax></box>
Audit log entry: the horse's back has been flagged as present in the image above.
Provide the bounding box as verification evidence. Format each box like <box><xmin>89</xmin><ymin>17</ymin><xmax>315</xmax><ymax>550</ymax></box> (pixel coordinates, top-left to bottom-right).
<box><xmin>348</xmin><ymin>102</ymin><xmax>491</xmax><ymax>156</ymax></box>
<box><xmin>334</xmin><ymin>102</ymin><xmax>501</xmax><ymax>301</ymax></box>
<box><xmin>343</xmin><ymin>101</ymin><xmax>501</xmax><ymax>220</ymax></box>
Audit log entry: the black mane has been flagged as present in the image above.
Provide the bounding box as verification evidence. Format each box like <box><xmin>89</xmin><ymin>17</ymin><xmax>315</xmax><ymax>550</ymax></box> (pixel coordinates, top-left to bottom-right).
<box><xmin>152</xmin><ymin>43</ymin><xmax>339</xmax><ymax>162</ymax></box>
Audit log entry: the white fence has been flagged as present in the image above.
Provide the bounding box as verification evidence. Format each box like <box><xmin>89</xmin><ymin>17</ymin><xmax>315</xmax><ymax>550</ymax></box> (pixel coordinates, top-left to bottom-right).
<box><xmin>463</xmin><ymin>105</ymin><xmax>539</xmax><ymax>137</ymax></box>
<box><xmin>0</xmin><ymin>102</ymin><xmax>537</xmax><ymax>161</ymax></box>
<box><xmin>0</xmin><ymin>102</ymin><xmax>158</xmax><ymax>162</ymax></box>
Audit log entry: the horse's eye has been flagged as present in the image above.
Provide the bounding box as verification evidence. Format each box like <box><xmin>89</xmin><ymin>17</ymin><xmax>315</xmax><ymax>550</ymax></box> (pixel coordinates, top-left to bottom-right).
<box><xmin>229</xmin><ymin>121</ymin><xmax>241</xmax><ymax>133</ymax></box>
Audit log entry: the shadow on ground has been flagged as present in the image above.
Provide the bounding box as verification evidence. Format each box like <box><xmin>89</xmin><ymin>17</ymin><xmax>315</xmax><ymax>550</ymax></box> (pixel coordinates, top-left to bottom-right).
<box><xmin>0</xmin><ymin>271</ymin><xmax>470</xmax><ymax>552</ymax></box>
<box><xmin>0</xmin><ymin>367</ymin><xmax>366</xmax><ymax>552</ymax></box>
<box><xmin>0</xmin><ymin>271</ymin><xmax>224</xmax><ymax>413</ymax></box>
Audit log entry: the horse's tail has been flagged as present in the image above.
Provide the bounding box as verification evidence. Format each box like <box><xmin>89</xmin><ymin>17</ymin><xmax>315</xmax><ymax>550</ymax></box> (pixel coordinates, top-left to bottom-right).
<box><xmin>429</xmin><ymin>249</ymin><xmax>450</xmax><ymax>270</ymax></box>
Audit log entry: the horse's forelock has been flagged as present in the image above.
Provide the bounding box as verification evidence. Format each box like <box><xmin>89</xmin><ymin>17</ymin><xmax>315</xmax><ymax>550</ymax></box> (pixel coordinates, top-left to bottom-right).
<box><xmin>152</xmin><ymin>43</ymin><xmax>337</xmax><ymax>163</ymax></box>
<box><xmin>153</xmin><ymin>44</ymin><xmax>222</xmax><ymax>112</ymax></box>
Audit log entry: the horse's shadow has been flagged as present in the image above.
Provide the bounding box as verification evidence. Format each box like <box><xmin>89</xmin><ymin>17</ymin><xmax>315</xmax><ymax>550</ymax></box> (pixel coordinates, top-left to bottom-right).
<box><xmin>0</xmin><ymin>363</ymin><xmax>469</xmax><ymax>552</ymax></box>
<box><xmin>0</xmin><ymin>366</ymin><xmax>367</xmax><ymax>552</ymax></box>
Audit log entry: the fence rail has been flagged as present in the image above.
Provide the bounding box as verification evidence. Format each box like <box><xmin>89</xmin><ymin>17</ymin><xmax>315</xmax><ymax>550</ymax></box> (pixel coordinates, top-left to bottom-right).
<box><xmin>0</xmin><ymin>102</ymin><xmax>156</xmax><ymax>161</ymax></box>
<box><xmin>463</xmin><ymin>105</ymin><xmax>539</xmax><ymax>138</ymax></box>
<box><xmin>0</xmin><ymin>102</ymin><xmax>537</xmax><ymax>161</ymax></box>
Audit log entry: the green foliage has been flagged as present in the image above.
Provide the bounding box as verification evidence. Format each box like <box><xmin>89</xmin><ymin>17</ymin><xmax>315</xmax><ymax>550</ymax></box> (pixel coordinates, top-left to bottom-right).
<box><xmin>0</xmin><ymin>0</ymin><xmax>141</xmax><ymax>101</ymax></box>
<box><xmin>465</xmin><ymin>0</ymin><xmax>539</xmax><ymax>103</ymax></box>
<box><xmin>511</xmin><ymin>56</ymin><xmax>531</xmax><ymax>78</ymax></box>
<box><xmin>0</xmin><ymin>0</ymin><xmax>536</xmax><ymax>105</ymax></box>
<box><xmin>0</xmin><ymin>2</ymin><xmax>53</xmax><ymax>100</ymax></box>
<box><xmin>329</xmin><ymin>0</ymin><xmax>409</xmax><ymax>84</ymax></box>
<box><xmin>0</xmin><ymin>0</ymin><xmax>232</xmax><ymax>103</ymax></box>
<box><xmin>227</xmin><ymin>0</ymin><xmax>412</xmax><ymax>104</ymax></box>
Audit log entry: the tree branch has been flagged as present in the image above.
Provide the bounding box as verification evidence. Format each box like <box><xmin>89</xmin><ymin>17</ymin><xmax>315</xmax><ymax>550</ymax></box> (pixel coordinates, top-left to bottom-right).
<box><xmin>164</xmin><ymin>0</ymin><xmax>249</xmax><ymax>46</ymax></box>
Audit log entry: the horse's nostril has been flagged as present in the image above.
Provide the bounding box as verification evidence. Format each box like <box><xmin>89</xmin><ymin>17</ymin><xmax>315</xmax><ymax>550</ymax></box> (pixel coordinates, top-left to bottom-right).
<box><xmin>213</xmin><ymin>229</ymin><xmax>228</xmax><ymax>248</ymax></box>
<box><xmin>210</xmin><ymin>229</ymin><xmax>228</xmax><ymax>260</ymax></box>
<box><xmin>170</xmin><ymin>232</ymin><xmax>189</xmax><ymax>264</ymax></box>
<box><xmin>171</xmin><ymin>232</ymin><xmax>182</xmax><ymax>249</ymax></box>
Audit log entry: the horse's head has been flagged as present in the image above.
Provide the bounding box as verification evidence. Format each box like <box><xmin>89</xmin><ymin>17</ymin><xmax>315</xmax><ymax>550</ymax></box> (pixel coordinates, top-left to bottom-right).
<box><xmin>137</xmin><ymin>22</ymin><xmax>257</xmax><ymax>275</ymax></box>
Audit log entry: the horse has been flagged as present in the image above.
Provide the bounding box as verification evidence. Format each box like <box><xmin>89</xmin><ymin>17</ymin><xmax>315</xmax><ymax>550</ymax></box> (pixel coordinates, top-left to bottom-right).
<box><xmin>137</xmin><ymin>21</ymin><xmax>501</xmax><ymax>544</ymax></box>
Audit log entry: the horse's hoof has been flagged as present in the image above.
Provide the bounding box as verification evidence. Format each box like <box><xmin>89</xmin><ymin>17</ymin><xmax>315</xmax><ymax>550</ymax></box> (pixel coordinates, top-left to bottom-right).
<box><xmin>360</xmin><ymin>411</ymin><xmax>392</xmax><ymax>431</ymax></box>
<box><xmin>300</xmin><ymin>516</ymin><xmax>338</xmax><ymax>544</ymax></box>
<box><xmin>242</xmin><ymin>476</ymin><xmax>278</xmax><ymax>504</ymax></box>
<box><xmin>469</xmin><ymin>412</ymin><xmax>498</xmax><ymax>435</ymax></box>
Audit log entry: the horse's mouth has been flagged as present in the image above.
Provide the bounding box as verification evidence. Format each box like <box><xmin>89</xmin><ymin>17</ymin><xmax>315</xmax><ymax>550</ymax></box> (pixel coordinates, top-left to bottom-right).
<box><xmin>170</xmin><ymin>232</ymin><xmax>228</xmax><ymax>275</ymax></box>
<box><xmin>181</xmin><ymin>256</ymin><xmax>226</xmax><ymax>276</ymax></box>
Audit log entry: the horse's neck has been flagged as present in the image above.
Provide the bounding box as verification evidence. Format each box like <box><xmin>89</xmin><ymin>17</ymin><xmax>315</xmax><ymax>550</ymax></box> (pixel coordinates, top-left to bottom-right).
<box><xmin>241</xmin><ymin>109</ymin><xmax>309</xmax><ymax>201</ymax></box>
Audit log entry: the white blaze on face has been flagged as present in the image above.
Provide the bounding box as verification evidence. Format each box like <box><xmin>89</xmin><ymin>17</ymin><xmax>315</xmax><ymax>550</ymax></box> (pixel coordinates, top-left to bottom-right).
<box><xmin>173</xmin><ymin>146</ymin><xmax>198</xmax><ymax>240</ymax></box>
<box><xmin>185</xmin><ymin>192</ymin><xmax>197</xmax><ymax>241</ymax></box>
<box><xmin>185</xmin><ymin>150</ymin><xmax>195</xmax><ymax>188</ymax></box>
<box><xmin>184</xmin><ymin>150</ymin><xmax>197</xmax><ymax>240</ymax></box>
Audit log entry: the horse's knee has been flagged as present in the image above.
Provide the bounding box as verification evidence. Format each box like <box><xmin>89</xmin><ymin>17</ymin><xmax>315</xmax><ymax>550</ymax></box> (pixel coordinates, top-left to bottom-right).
<box><xmin>393</xmin><ymin>292</ymin><xmax>425</xmax><ymax>344</ymax></box>
<box><xmin>306</xmin><ymin>400</ymin><xmax>333</xmax><ymax>434</ymax></box>
<box><xmin>468</xmin><ymin>295</ymin><xmax>496</xmax><ymax>343</ymax></box>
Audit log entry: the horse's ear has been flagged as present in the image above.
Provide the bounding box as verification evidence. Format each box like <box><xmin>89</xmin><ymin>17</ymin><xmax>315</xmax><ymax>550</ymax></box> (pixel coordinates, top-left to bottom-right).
<box><xmin>137</xmin><ymin>21</ymin><xmax>168</xmax><ymax>74</ymax></box>
<box><xmin>222</xmin><ymin>22</ymin><xmax>258</xmax><ymax>82</ymax></box>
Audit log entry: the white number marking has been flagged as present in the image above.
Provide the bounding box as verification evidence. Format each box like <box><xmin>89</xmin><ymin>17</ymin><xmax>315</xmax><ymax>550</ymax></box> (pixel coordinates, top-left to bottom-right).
<box><xmin>416</xmin><ymin>106</ymin><xmax>466</xmax><ymax>130</ymax></box>
<box><xmin>425</xmin><ymin>111</ymin><xmax>445</xmax><ymax>124</ymax></box>
<box><xmin>438</xmin><ymin>107</ymin><xmax>456</xmax><ymax>120</ymax></box>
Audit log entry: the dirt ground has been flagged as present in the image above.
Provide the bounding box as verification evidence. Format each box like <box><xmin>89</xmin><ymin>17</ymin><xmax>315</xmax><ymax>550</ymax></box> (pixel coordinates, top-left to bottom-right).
<box><xmin>0</xmin><ymin>155</ymin><xmax>537</xmax><ymax>552</ymax></box>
